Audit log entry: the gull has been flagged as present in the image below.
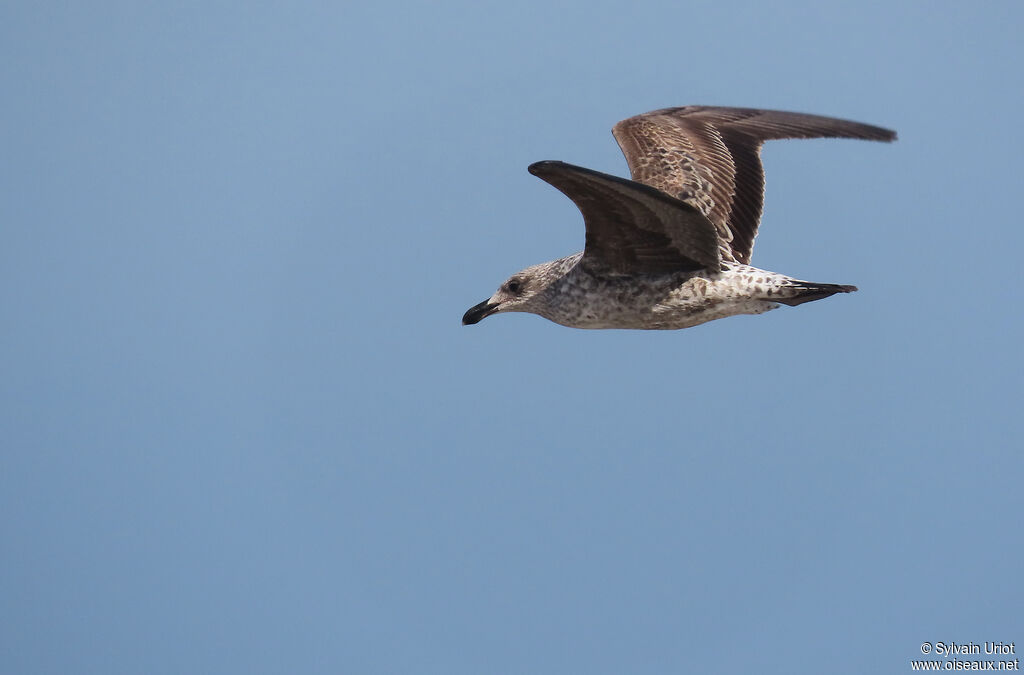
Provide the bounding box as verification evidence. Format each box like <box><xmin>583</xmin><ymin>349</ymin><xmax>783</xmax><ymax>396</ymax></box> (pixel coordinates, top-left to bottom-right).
<box><xmin>462</xmin><ymin>105</ymin><xmax>895</xmax><ymax>330</ymax></box>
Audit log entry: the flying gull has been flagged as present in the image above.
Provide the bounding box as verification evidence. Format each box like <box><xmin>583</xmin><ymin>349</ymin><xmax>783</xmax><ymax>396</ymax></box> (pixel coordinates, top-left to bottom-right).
<box><xmin>462</xmin><ymin>105</ymin><xmax>896</xmax><ymax>330</ymax></box>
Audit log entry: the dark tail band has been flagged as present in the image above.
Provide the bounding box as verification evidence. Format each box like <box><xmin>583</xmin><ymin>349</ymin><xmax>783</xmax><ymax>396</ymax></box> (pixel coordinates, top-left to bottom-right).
<box><xmin>777</xmin><ymin>282</ymin><xmax>857</xmax><ymax>307</ymax></box>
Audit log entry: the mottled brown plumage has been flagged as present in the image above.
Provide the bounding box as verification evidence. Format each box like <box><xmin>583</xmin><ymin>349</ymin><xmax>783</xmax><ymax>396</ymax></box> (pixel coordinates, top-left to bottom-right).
<box><xmin>611</xmin><ymin>106</ymin><xmax>897</xmax><ymax>264</ymax></box>
<box><xmin>463</xmin><ymin>105</ymin><xmax>896</xmax><ymax>331</ymax></box>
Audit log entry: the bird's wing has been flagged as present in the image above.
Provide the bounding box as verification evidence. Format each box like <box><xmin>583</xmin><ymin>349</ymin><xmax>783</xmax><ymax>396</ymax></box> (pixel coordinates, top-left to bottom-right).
<box><xmin>528</xmin><ymin>160</ymin><xmax>721</xmax><ymax>274</ymax></box>
<box><xmin>611</xmin><ymin>106</ymin><xmax>897</xmax><ymax>264</ymax></box>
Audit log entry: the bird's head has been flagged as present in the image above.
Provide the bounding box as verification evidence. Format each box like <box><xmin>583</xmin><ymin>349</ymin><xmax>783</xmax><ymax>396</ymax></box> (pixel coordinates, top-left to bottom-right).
<box><xmin>462</xmin><ymin>260</ymin><xmax>567</xmax><ymax>325</ymax></box>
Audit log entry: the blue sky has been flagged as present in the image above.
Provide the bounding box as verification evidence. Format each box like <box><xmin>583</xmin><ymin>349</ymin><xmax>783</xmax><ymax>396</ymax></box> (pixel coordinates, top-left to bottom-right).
<box><xmin>2</xmin><ymin>2</ymin><xmax>1022</xmax><ymax>673</ymax></box>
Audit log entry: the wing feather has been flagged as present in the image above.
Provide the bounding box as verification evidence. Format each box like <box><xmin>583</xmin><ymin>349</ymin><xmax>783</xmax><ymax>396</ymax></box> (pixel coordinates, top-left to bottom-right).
<box><xmin>612</xmin><ymin>106</ymin><xmax>896</xmax><ymax>264</ymax></box>
<box><xmin>528</xmin><ymin>161</ymin><xmax>721</xmax><ymax>274</ymax></box>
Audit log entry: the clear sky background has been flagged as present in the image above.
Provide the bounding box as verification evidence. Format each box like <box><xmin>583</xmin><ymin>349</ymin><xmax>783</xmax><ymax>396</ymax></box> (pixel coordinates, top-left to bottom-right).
<box><xmin>2</xmin><ymin>2</ymin><xmax>1022</xmax><ymax>674</ymax></box>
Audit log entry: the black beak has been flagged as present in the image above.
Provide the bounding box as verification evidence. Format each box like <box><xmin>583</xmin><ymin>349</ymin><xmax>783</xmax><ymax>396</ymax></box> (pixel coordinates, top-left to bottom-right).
<box><xmin>462</xmin><ymin>300</ymin><xmax>498</xmax><ymax>325</ymax></box>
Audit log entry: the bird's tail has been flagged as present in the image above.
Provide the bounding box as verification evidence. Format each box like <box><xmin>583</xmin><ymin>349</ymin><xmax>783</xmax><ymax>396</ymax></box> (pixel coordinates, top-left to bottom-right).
<box><xmin>775</xmin><ymin>281</ymin><xmax>858</xmax><ymax>307</ymax></box>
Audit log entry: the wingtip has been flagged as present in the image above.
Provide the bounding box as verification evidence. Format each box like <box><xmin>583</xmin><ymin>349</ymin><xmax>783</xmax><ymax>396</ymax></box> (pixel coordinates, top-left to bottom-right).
<box><xmin>528</xmin><ymin>160</ymin><xmax>564</xmax><ymax>176</ymax></box>
<box><xmin>850</xmin><ymin>119</ymin><xmax>897</xmax><ymax>142</ymax></box>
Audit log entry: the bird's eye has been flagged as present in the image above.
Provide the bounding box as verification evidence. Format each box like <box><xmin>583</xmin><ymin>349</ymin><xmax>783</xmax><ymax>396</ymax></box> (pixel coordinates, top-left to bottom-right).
<box><xmin>507</xmin><ymin>280</ymin><xmax>522</xmax><ymax>294</ymax></box>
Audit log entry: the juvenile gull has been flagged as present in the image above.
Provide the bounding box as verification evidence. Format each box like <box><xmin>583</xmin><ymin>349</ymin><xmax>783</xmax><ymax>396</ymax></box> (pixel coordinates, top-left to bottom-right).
<box><xmin>463</xmin><ymin>106</ymin><xmax>896</xmax><ymax>330</ymax></box>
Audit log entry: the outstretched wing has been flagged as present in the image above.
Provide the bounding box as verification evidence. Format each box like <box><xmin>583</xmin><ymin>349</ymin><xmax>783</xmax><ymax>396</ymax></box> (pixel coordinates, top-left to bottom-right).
<box><xmin>611</xmin><ymin>106</ymin><xmax>897</xmax><ymax>264</ymax></box>
<box><xmin>528</xmin><ymin>160</ymin><xmax>721</xmax><ymax>274</ymax></box>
